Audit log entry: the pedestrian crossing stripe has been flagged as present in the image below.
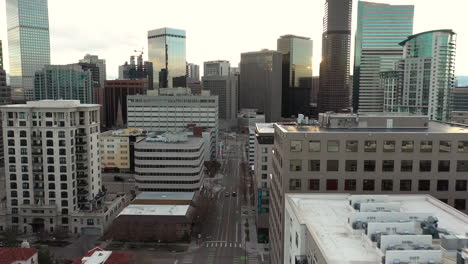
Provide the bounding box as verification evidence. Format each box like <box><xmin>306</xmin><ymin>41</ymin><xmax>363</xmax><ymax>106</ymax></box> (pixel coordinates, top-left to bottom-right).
<box><xmin>204</xmin><ymin>242</ymin><xmax>242</xmax><ymax>248</ymax></box>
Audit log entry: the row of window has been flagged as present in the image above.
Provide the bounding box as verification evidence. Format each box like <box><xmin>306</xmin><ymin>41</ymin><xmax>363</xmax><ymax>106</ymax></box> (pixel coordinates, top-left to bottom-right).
<box><xmin>10</xmin><ymin>182</ymin><xmax>70</xmax><ymax>190</ymax></box>
<box><xmin>7</xmin><ymin>130</ymin><xmax>71</xmax><ymax>138</ymax></box>
<box><xmin>135</xmin><ymin>147</ymin><xmax>202</xmax><ymax>153</ymax></box>
<box><xmin>290</xmin><ymin>139</ymin><xmax>468</xmax><ymax>153</ymax></box>
<box><xmin>136</xmin><ymin>179</ymin><xmax>200</xmax><ymax>184</ymax></box>
<box><xmin>289</xmin><ymin>159</ymin><xmax>468</xmax><ymax>173</ymax></box>
<box><xmin>11</xmin><ymin>190</ymin><xmax>73</xmax><ymax>199</ymax></box>
<box><xmin>10</xmin><ymin>174</ymin><xmax>73</xmax><ymax>181</ymax></box>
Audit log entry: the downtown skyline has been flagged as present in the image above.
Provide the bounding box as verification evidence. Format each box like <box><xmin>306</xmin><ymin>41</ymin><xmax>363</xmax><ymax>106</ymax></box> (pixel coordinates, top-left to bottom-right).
<box><xmin>0</xmin><ymin>0</ymin><xmax>467</xmax><ymax>80</ymax></box>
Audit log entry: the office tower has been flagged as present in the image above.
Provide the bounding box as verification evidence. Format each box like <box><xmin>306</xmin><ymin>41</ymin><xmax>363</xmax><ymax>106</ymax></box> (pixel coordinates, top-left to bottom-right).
<box><xmin>451</xmin><ymin>87</ymin><xmax>468</xmax><ymax>112</ymax></box>
<box><xmin>34</xmin><ymin>65</ymin><xmax>93</xmax><ymax>104</ymax></box>
<box><xmin>186</xmin><ymin>78</ymin><xmax>202</xmax><ymax>95</ymax></box>
<box><xmin>268</xmin><ymin>112</ymin><xmax>468</xmax><ymax>264</ymax></box>
<box><xmin>186</xmin><ymin>63</ymin><xmax>200</xmax><ymax>81</ymax></box>
<box><xmin>0</xmin><ymin>40</ymin><xmax>11</xmax><ymax>166</ymax></box>
<box><xmin>79</xmin><ymin>55</ymin><xmax>106</xmax><ymax>102</ymax></box>
<box><xmin>0</xmin><ymin>100</ymin><xmax>103</xmax><ymax>233</ymax></box>
<box><xmin>284</xmin><ymin>194</ymin><xmax>468</xmax><ymax>264</ymax></box>
<box><xmin>6</xmin><ymin>0</ymin><xmax>51</xmax><ymax>102</ymax></box>
<box><xmin>103</xmin><ymin>80</ymin><xmax>147</xmax><ymax>129</ymax></box>
<box><xmin>118</xmin><ymin>54</ymin><xmax>154</xmax><ymax>91</ymax></box>
<box><xmin>203</xmin><ymin>60</ymin><xmax>230</xmax><ymax>77</ymax></box>
<box><xmin>147</xmin><ymin>28</ymin><xmax>186</xmax><ymax>88</ymax></box>
<box><xmin>0</xmin><ymin>40</ymin><xmax>3</xmax><ymax>70</ymax></box>
<box><xmin>202</xmin><ymin>75</ymin><xmax>238</xmax><ymax>126</ymax></box>
<box><xmin>353</xmin><ymin>1</ymin><xmax>414</xmax><ymax>113</ymax></box>
<box><xmin>134</xmin><ymin>132</ymin><xmax>207</xmax><ymax>192</ymax></box>
<box><xmin>277</xmin><ymin>35</ymin><xmax>313</xmax><ymax>118</ymax></box>
<box><xmin>382</xmin><ymin>30</ymin><xmax>457</xmax><ymax>121</ymax></box>
<box><xmin>239</xmin><ymin>50</ymin><xmax>282</xmax><ymax>122</ymax></box>
<box><xmin>318</xmin><ymin>0</ymin><xmax>352</xmax><ymax>113</ymax></box>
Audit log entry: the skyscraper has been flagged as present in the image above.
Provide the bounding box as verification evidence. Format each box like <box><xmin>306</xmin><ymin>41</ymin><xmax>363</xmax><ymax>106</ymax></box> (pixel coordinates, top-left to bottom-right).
<box><xmin>118</xmin><ymin>54</ymin><xmax>153</xmax><ymax>90</ymax></box>
<box><xmin>381</xmin><ymin>30</ymin><xmax>457</xmax><ymax>121</ymax></box>
<box><xmin>240</xmin><ymin>50</ymin><xmax>282</xmax><ymax>122</ymax></box>
<box><xmin>277</xmin><ymin>35</ymin><xmax>313</xmax><ymax>117</ymax></box>
<box><xmin>204</xmin><ymin>60</ymin><xmax>230</xmax><ymax>77</ymax></box>
<box><xmin>186</xmin><ymin>63</ymin><xmax>200</xmax><ymax>81</ymax></box>
<box><xmin>353</xmin><ymin>1</ymin><xmax>414</xmax><ymax>113</ymax></box>
<box><xmin>0</xmin><ymin>40</ymin><xmax>11</xmax><ymax>166</ymax></box>
<box><xmin>202</xmin><ymin>75</ymin><xmax>238</xmax><ymax>125</ymax></box>
<box><xmin>6</xmin><ymin>0</ymin><xmax>51</xmax><ymax>102</ymax></box>
<box><xmin>148</xmin><ymin>28</ymin><xmax>186</xmax><ymax>88</ymax></box>
<box><xmin>318</xmin><ymin>0</ymin><xmax>352</xmax><ymax>113</ymax></box>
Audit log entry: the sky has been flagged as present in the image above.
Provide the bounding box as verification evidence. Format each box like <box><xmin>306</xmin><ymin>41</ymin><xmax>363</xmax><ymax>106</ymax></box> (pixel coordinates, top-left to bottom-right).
<box><xmin>0</xmin><ymin>0</ymin><xmax>467</xmax><ymax>79</ymax></box>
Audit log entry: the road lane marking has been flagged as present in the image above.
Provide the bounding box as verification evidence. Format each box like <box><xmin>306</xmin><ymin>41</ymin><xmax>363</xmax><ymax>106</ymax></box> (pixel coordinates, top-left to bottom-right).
<box><xmin>235</xmin><ymin>221</ymin><xmax>238</xmax><ymax>242</ymax></box>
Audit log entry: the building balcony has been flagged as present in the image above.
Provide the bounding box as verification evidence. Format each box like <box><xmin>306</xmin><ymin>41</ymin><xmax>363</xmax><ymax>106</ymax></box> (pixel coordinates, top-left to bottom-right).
<box><xmin>77</xmin><ymin>174</ymin><xmax>88</xmax><ymax>179</ymax></box>
<box><xmin>76</xmin><ymin>149</ymin><xmax>87</xmax><ymax>154</ymax></box>
<box><xmin>77</xmin><ymin>181</ymin><xmax>88</xmax><ymax>187</ymax></box>
<box><xmin>76</xmin><ymin>132</ymin><xmax>87</xmax><ymax>137</ymax></box>
<box><xmin>78</xmin><ymin>190</ymin><xmax>89</xmax><ymax>196</ymax></box>
<box><xmin>32</xmin><ymin>168</ymin><xmax>44</xmax><ymax>173</ymax></box>
<box><xmin>33</xmin><ymin>185</ymin><xmax>44</xmax><ymax>190</ymax></box>
<box><xmin>77</xmin><ymin>166</ymin><xmax>88</xmax><ymax>171</ymax></box>
<box><xmin>78</xmin><ymin>199</ymin><xmax>88</xmax><ymax>204</ymax></box>
<box><xmin>32</xmin><ymin>142</ymin><xmax>42</xmax><ymax>147</ymax></box>
<box><xmin>76</xmin><ymin>141</ymin><xmax>87</xmax><ymax>146</ymax></box>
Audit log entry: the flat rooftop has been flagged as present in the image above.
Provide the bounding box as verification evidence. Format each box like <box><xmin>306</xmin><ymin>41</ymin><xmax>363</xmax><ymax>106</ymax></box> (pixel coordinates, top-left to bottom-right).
<box><xmin>0</xmin><ymin>100</ymin><xmax>99</xmax><ymax>109</ymax></box>
<box><xmin>136</xmin><ymin>133</ymin><xmax>203</xmax><ymax>147</ymax></box>
<box><xmin>287</xmin><ymin>194</ymin><xmax>468</xmax><ymax>264</ymax></box>
<box><xmin>118</xmin><ymin>204</ymin><xmax>189</xmax><ymax>217</ymax></box>
<box><xmin>135</xmin><ymin>192</ymin><xmax>194</xmax><ymax>201</ymax></box>
<box><xmin>255</xmin><ymin>123</ymin><xmax>274</xmax><ymax>134</ymax></box>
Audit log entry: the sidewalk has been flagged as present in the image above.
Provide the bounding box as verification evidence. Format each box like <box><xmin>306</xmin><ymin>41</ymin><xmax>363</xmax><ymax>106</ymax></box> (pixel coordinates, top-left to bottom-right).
<box><xmin>241</xmin><ymin>205</ymin><xmax>270</xmax><ymax>263</ymax></box>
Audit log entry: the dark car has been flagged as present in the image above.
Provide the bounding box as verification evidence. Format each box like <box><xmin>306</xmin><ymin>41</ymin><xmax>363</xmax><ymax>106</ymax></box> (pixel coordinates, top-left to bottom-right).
<box><xmin>114</xmin><ymin>176</ymin><xmax>124</xmax><ymax>182</ymax></box>
<box><xmin>232</xmin><ymin>192</ymin><xmax>237</xmax><ymax>197</ymax></box>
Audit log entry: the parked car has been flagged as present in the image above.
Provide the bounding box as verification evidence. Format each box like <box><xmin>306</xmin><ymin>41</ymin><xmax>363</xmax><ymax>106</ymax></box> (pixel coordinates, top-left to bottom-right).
<box><xmin>232</xmin><ymin>192</ymin><xmax>237</xmax><ymax>197</ymax></box>
<box><xmin>114</xmin><ymin>176</ymin><xmax>124</xmax><ymax>182</ymax></box>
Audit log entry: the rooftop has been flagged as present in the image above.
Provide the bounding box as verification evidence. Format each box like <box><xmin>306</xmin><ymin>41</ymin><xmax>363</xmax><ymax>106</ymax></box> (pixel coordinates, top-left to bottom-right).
<box><xmin>0</xmin><ymin>100</ymin><xmax>99</xmax><ymax>109</ymax></box>
<box><xmin>0</xmin><ymin>248</ymin><xmax>37</xmax><ymax>264</ymax></box>
<box><xmin>101</xmin><ymin>128</ymin><xmax>145</xmax><ymax>137</ymax></box>
<box><xmin>134</xmin><ymin>192</ymin><xmax>194</xmax><ymax>201</ymax></box>
<box><xmin>118</xmin><ymin>204</ymin><xmax>190</xmax><ymax>216</ymax></box>
<box><xmin>71</xmin><ymin>247</ymin><xmax>134</xmax><ymax>264</ymax></box>
<box><xmin>287</xmin><ymin>194</ymin><xmax>468</xmax><ymax>264</ymax></box>
<box><xmin>137</xmin><ymin>132</ymin><xmax>204</xmax><ymax>147</ymax></box>
<box><xmin>399</xmin><ymin>29</ymin><xmax>455</xmax><ymax>46</ymax></box>
<box><xmin>255</xmin><ymin>123</ymin><xmax>274</xmax><ymax>134</ymax></box>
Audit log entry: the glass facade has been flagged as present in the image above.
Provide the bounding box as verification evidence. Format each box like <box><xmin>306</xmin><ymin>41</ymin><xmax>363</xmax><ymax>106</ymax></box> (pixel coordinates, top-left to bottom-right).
<box><xmin>353</xmin><ymin>1</ymin><xmax>414</xmax><ymax>113</ymax></box>
<box><xmin>148</xmin><ymin>28</ymin><xmax>186</xmax><ymax>89</ymax></box>
<box><xmin>277</xmin><ymin>35</ymin><xmax>313</xmax><ymax>117</ymax></box>
<box><xmin>6</xmin><ymin>0</ymin><xmax>51</xmax><ymax>101</ymax></box>
<box><xmin>34</xmin><ymin>65</ymin><xmax>93</xmax><ymax>104</ymax></box>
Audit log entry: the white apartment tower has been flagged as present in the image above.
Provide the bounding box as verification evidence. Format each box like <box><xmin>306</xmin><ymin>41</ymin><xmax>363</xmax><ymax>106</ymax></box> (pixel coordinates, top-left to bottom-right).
<box><xmin>0</xmin><ymin>100</ymin><xmax>102</xmax><ymax>233</ymax></box>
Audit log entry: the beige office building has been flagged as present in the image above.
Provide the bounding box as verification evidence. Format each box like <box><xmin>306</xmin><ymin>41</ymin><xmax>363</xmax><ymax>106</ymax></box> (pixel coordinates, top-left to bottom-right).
<box><xmin>269</xmin><ymin>112</ymin><xmax>468</xmax><ymax>264</ymax></box>
<box><xmin>100</xmin><ymin>128</ymin><xmax>145</xmax><ymax>172</ymax></box>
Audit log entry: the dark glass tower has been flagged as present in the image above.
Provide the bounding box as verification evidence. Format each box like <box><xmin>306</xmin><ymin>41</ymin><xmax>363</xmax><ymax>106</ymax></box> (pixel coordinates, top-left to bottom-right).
<box><xmin>318</xmin><ymin>0</ymin><xmax>352</xmax><ymax>113</ymax></box>
<box><xmin>147</xmin><ymin>27</ymin><xmax>186</xmax><ymax>89</ymax></box>
<box><xmin>277</xmin><ymin>35</ymin><xmax>313</xmax><ymax>118</ymax></box>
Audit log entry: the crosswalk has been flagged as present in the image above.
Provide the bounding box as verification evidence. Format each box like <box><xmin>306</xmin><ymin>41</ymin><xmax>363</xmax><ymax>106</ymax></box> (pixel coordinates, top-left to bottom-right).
<box><xmin>247</xmin><ymin>252</ymin><xmax>259</xmax><ymax>264</ymax></box>
<box><xmin>204</xmin><ymin>241</ymin><xmax>243</xmax><ymax>248</ymax></box>
<box><xmin>207</xmin><ymin>248</ymin><xmax>216</xmax><ymax>264</ymax></box>
<box><xmin>232</xmin><ymin>255</ymin><xmax>259</xmax><ymax>264</ymax></box>
<box><xmin>181</xmin><ymin>254</ymin><xmax>193</xmax><ymax>264</ymax></box>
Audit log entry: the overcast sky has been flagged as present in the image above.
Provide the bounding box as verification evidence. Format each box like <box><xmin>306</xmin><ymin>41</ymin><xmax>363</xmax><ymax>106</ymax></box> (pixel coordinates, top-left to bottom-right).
<box><xmin>0</xmin><ymin>0</ymin><xmax>467</xmax><ymax>79</ymax></box>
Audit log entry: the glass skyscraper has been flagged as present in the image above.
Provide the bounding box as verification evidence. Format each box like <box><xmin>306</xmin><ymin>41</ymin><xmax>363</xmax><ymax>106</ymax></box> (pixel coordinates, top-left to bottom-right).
<box><xmin>353</xmin><ymin>1</ymin><xmax>414</xmax><ymax>112</ymax></box>
<box><xmin>148</xmin><ymin>27</ymin><xmax>186</xmax><ymax>89</ymax></box>
<box><xmin>277</xmin><ymin>35</ymin><xmax>313</xmax><ymax>117</ymax></box>
<box><xmin>6</xmin><ymin>0</ymin><xmax>51</xmax><ymax>102</ymax></box>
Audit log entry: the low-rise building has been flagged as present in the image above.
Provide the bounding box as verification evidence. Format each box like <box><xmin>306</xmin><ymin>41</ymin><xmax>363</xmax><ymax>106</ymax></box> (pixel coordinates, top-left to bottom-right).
<box><xmin>0</xmin><ymin>248</ymin><xmax>38</xmax><ymax>264</ymax></box>
<box><xmin>100</xmin><ymin>128</ymin><xmax>146</xmax><ymax>172</ymax></box>
<box><xmin>284</xmin><ymin>194</ymin><xmax>468</xmax><ymax>264</ymax></box>
<box><xmin>451</xmin><ymin>111</ymin><xmax>468</xmax><ymax>125</ymax></box>
<box><xmin>72</xmin><ymin>247</ymin><xmax>134</xmax><ymax>264</ymax></box>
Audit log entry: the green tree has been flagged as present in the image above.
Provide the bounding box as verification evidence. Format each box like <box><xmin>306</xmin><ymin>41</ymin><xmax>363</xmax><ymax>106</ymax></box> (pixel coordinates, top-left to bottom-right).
<box><xmin>38</xmin><ymin>247</ymin><xmax>54</xmax><ymax>264</ymax></box>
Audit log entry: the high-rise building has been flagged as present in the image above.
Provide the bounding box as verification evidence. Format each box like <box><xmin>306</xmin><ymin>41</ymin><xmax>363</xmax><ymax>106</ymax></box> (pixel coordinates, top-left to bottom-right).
<box><xmin>203</xmin><ymin>60</ymin><xmax>230</xmax><ymax>77</ymax></box>
<box><xmin>78</xmin><ymin>55</ymin><xmax>106</xmax><ymax>127</ymax></box>
<box><xmin>239</xmin><ymin>50</ymin><xmax>282</xmax><ymax>122</ymax></box>
<box><xmin>451</xmin><ymin>87</ymin><xmax>468</xmax><ymax>112</ymax></box>
<box><xmin>0</xmin><ymin>40</ymin><xmax>11</xmax><ymax>166</ymax></box>
<box><xmin>318</xmin><ymin>0</ymin><xmax>352</xmax><ymax>113</ymax></box>
<box><xmin>6</xmin><ymin>0</ymin><xmax>51</xmax><ymax>102</ymax></box>
<box><xmin>103</xmin><ymin>80</ymin><xmax>147</xmax><ymax>129</ymax></box>
<box><xmin>0</xmin><ymin>40</ymin><xmax>4</xmax><ymax>70</ymax></box>
<box><xmin>277</xmin><ymin>35</ymin><xmax>312</xmax><ymax>118</ymax></box>
<box><xmin>202</xmin><ymin>75</ymin><xmax>238</xmax><ymax>125</ymax></box>
<box><xmin>147</xmin><ymin>28</ymin><xmax>186</xmax><ymax>88</ymax></box>
<box><xmin>34</xmin><ymin>65</ymin><xmax>93</xmax><ymax>104</ymax></box>
<box><xmin>353</xmin><ymin>1</ymin><xmax>414</xmax><ymax>113</ymax></box>
<box><xmin>382</xmin><ymin>30</ymin><xmax>457</xmax><ymax>121</ymax></box>
<box><xmin>118</xmin><ymin>54</ymin><xmax>153</xmax><ymax>91</ymax></box>
<box><xmin>268</xmin><ymin>112</ymin><xmax>468</xmax><ymax>264</ymax></box>
<box><xmin>186</xmin><ymin>63</ymin><xmax>200</xmax><ymax>81</ymax></box>
<box><xmin>0</xmin><ymin>100</ymin><xmax>103</xmax><ymax>233</ymax></box>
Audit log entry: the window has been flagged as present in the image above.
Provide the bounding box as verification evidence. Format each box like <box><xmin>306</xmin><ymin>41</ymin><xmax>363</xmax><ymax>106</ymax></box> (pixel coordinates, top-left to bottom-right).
<box><xmin>19</xmin><ymin>131</ymin><xmax>26</xmax><ymax>137</ymax></box>
<box><xmin>382</xmin><ymin>160</ymin><xmax>394</xmax><ymax>172</ymax></box>
<box><xmin>261</xmin><ymin>174</ymin><xmax>267</xmax><ymax>180</ymax></box>
<box><xmin>439</xmin><ymin>141</ymin><xmax>451</xmax><ymax>152</ymax></box>
<box><xmin>289</xmin><ymin>160</ymin><xmax>302</xmax><ymax>171</ymax></box>
<box><xmin>420</xmin><ymin>141</ymin><xmax>433</xmax><ymax>152</ymax></box>
<box><xmin>261</xmin><ymin>156</ymin><xmax>268</xmax><ymax>162</ymax></box>
<box><xmin>363</xmin><ymin>180</ymin><xmax>375</xmax><ymax>191</ymax></box>
<box><xmin>438</xmin><ymin>160</ymin><xmax>450</xmax><ymax>172</ymax></box>
<box><xmin>437</xmin><ymin>180</ymin><xmax>449</xmax><ymax>191</ymax></box>
<box><xmin>87</xmin><ymin>219</ymin><xmax>94</xmax><ymax>225</ymax></box>
<box><xmin>309</xmin><ymin>179</ymin><xmax>320</xmax><ymax>191</ymax></box>
<box><xmin>364</xmin><ymin>160</ymin><xmax>375</xmax><ymax>172</ymax></box>
<box><xmin>327</xmin><ymin>160</ymin><xmax>339</xmax><ymax>171</ymax></box>
<box><xmin>364</xmin><ymin>140</ymin><xmax>376</xmax><ymax>152</ymax></box>
<box><xmin>345</xmin><ymin>160</ymin><xmax>357</xmax><ymax>172</ymax></box>
<box><xmin>327</xmin><ymin>140</ymin><xmax>339</xmax><ymax>152</ymax></box>
<box><xmin>401</xmin><ymin>140</ymin><xmax>414</xmax><ymax>152</ymax></box>
<box><xmin>456</xmin><ymin>180</ymin><xmax>467</xmax><ymax>191</ymax></box>
<box><xmin>419</xmin><ymin>160</ymin><xmax>432</xmax><ymax>172</ymax></box>
<box><xmin>289</xmin><ymin>179</ymin><xmax>301</xmax><ymax>191</ymax></box>
<box><xmin>346</xmin><ymin>140</ymin><xmax>358</xmax><ymax>152</ymax></box>
<box><xmin>454</xmin><ymin>199</ymin><xmax>466</xmax><ymax>210</ymax></box>
<box><xmin>309</xmin><ymin>141</ymin><xmax>320</xmax><ymax>152</ymax></box>
<box><xmin>46</xmin><ymin>131</ymin><xmax>53</xmax><ymax>138</ymax></box>
<box><xmin>290</xmin><ymin>141</ymin><xmax>302</xmax><ymax>152</ymax></box>
<box><xmin>261</xmin><ymin>148</ymin><xmax>267</xmax><ymax>154</ymax></box>
<box><xmin>381</xmin><ymin>180</ymin><xmax>393</xmax><ymax>191</ymax></box>
<box><xmin>401</xmin><ymin>160</ymin><xmax>413</xmax><ymax>172</ymax></box>
<box><xmin>400</xmin><ymin>180</ymin><xmax>412</xmax><ymax>191</ymax></box>
<box><xmin>457</xmin><ymin>160</ymin><xmax>468</xmax><ymax>172</ymax></box>
<box><xmin>344</xmin><ymin>179</ymin><xmax>356</xmax><ymax>191</ymax></box>
<box><xmin>458</xmin><ymin>141</ymin><xmax>468</xmax><ymax>152</ymax></box>
<box><xmin>326</xmin><ymin>179</ymin><xmax>338</xmax><ymax>191</ymax></box>
<box><xmin>309</xmin><ymin>160</ymin><xmax>320</xmax><ymax>172</ymax></box>
<box><xmin>383</xmin><ymin>141</ymin><xmax>395</xmax><ymax>152</ymax></box>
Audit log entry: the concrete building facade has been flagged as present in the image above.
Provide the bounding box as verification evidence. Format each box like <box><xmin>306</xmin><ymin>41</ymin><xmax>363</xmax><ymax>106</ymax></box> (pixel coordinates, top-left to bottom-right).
<box><xmin>202</xmin><ymin>75</ymin><xmax>238</xmax><ymax>126</ymax></box>
<box><xmin>203</xmin><ymin>60</ymin><xmax>230</xmax><ymax>77</ymax></box>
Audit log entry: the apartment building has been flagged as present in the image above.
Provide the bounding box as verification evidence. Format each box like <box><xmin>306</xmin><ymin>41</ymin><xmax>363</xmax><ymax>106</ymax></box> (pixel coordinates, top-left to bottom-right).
<box><xmin>0</xmin><ymin>100</ymin><xmax>102</xmax><ymax>233</ymax></box>
<box><xmin>269</xmin><ymin>112</ymin><xmax>468</xmax><ymax>264</ymax></box>
<box><xmin>254</xmin><ymin>123</ymin><xmax>274</xmax><ymax>243</ymax></box>
<box><xmin>134</xmin><ymin>132</ymin><xmax>207</xmax><ymax>192</ymax></box>
<box><xmin>100</xmin><ymin>128</ymin><xmax>146</xmax><ymax>173</ymax></box>
<box><xmin>284</xmin><ymin>194</ymin><xmax>468</xmax><ymax>264</ymax></box>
